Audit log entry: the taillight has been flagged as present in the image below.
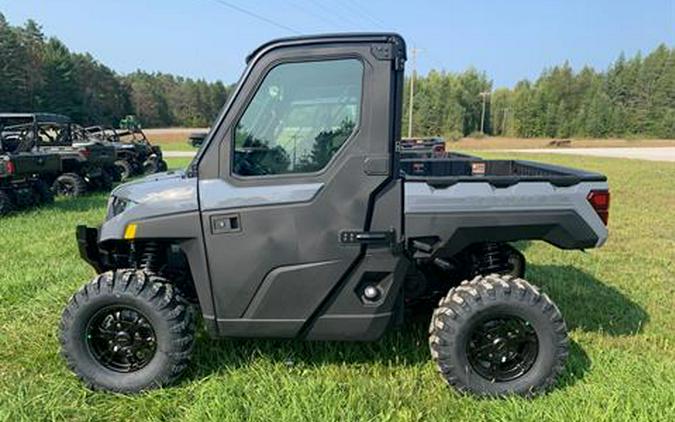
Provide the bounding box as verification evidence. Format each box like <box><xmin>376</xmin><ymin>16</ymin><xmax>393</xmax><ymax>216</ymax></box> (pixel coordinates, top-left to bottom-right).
<box><xmin>587</xmin><ymin>190</ymin><xmax>610</xmax><ymax>225</ymax></box>
<box><xmin>79</xmin><ymin>147</ymin><xmax>91</xmax><ymax>157</ymax></box>
<box><xmin>4</xmin><ymin>160</ymin><xmax>15</xmax><ymax>175</ymax></box>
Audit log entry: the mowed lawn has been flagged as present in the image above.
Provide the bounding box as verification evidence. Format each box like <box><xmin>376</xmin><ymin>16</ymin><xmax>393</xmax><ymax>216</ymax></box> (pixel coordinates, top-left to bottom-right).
<box><xmin>0</xmin><ymin>155</ymin><xmax>673</xmax><ymax>421</ymax></box>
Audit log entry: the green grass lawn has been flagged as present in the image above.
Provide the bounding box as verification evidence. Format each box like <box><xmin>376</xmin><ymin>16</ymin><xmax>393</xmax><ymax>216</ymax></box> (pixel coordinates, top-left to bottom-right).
<box><xmin>0</xmin><ymin>156</ymin><xmax>673</xmax><ymax>421</ymax></box>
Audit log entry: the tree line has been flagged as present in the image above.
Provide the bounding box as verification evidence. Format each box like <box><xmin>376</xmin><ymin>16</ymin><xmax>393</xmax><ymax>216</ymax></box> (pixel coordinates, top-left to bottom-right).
<box><xmin>404</xmin><ymin>44</ymin><xmax>674</xmax><ymax>139</ymax></box>
<box><xmin>1</xmin><ymin>15</ymin><xmax>672</xmax><ymax>137</ymax></box>
<box><xmin>0</xmin><ymin>15</ymin><xmax>228</xmax><ymax>127</ymax></box>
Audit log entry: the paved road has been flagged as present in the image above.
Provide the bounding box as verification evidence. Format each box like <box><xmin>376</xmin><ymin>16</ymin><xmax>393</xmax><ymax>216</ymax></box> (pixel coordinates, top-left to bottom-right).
<box><xmin>164</xmin><ymin>151</ymin><xmax>197</xmax><ymax>158</ymax></box>
<box><xmin>165</xmin><ymin>147</ymin><xmax>675</xmax><ymax>162</ymax></box>
<box><xmin>506</xmin><ymin>147</ymin><xmax>675</xmax><ymax>162</ymax></box>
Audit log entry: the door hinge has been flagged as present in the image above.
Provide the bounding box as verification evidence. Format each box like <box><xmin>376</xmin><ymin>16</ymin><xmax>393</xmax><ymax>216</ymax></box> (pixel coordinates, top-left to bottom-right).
<box><xmin>371</xmin><ymin>42</ymin><xmax>406</xmax><ymax>71</ymax></box>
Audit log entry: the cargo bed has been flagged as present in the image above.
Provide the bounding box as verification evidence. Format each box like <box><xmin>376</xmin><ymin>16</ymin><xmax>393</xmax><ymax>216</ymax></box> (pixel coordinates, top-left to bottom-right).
<box><xmin>400</xmin><ymin>157</ymin><xmax>606</xmax><ymax>188</ymax></box>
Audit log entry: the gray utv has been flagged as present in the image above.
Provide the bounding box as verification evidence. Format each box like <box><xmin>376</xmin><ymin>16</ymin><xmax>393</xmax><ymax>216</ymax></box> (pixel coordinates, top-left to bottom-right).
<box><xmin>61</xmin><ymin>34</ymin><xmax>610</xmax><ymax>396</ymax></box>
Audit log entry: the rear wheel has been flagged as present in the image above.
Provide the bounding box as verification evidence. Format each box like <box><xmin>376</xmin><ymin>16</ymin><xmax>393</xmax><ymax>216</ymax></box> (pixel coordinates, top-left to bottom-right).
<box><xmin>0</xmin><ymin>190</ymin><xmax>15</xmax><ymax>216</ymax></box>
<box><xmin>59</xmin><ymin>270</ymin><xmax>196</xmax><ymax>393</ymax></box>
<box><xmin>115</xmin><ymin>160</ymin><xmax>133</xmax><ymax>181</ymax></box>
<box><xmin>429</xmin><ymin>274</ymin><xmax>568</xmax><ymax>397</ymax></box>
<box><xmin>52</xmin><ymin>173</ymin><xmax>87</xmax><ymax>197</ymax></box>
<box><xmin>503</xmin><ymin>244</ymin><xmax>526</xmax><ymax>278</ymax></box>
<box><xmin>157</xmin><ymin>159</ymin><xmax>168</xmax><ymax>172</ymax></box>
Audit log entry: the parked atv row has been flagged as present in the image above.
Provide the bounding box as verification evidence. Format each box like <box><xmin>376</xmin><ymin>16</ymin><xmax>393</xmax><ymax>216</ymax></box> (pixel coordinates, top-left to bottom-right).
<box><xmin>86</xmin><ymin>126</ymin><xmax>167</xmax><ymax>181</ymax></box>
<box><xmin>0</xmin><ymin>113</ymin><xmax>167</xmax><ymax>216</ymax></box>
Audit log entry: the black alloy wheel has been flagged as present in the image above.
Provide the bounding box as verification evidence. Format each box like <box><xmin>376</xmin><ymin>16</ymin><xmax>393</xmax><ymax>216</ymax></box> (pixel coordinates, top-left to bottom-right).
<box><xmin>85</xmin><ymin>305</ymin><xmax>157</xmax><ymax>373</ymax></box>
<box><xmin>59</xmin><ymin>270</ymin><xmax>196</xmax><ymax>393</ymax></box>
<box><xmin>466</xmin><ymin>314</ymin><xmax>539</xmax><ymax>382</ymax></box>
<box><xmin>429</xmin><ymin>274</ymin><xmax>569</xmax><ymax>396</ymax></box>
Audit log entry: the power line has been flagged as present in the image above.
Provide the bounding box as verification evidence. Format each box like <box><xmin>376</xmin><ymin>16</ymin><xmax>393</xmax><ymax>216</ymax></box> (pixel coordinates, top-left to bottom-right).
<box><xmin>287</xmin><ymin>0</ymin><xmax>343</xmax><ymax>32</ymax></box>
<box><xmin>311</xmin><ymin>0</ymin><xmax>367</xmax><ymax>30</ymax></box>
<box><xmin>341</xmin><ymin>0</ymin><xmax>389</xmax><ymax>30</ymax></box>
<box><xmin>207</xmin><ymin>0</ymin><xmax>301</xmax><ymax>35</ymax></box>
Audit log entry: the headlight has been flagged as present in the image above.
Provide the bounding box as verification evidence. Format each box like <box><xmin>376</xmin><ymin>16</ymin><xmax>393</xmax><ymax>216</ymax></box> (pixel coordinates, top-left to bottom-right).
<box><xmin>107</xmin><ymin>196</ymin><xmax>138</xmax><ymax>219</ymax></box>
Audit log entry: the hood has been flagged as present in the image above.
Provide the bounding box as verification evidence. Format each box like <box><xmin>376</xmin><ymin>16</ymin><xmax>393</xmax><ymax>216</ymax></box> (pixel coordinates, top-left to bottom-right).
<box><xmin>112</xmin><ymin>170</ymin><xmax>198</xmax><ymax>216</ymax></box>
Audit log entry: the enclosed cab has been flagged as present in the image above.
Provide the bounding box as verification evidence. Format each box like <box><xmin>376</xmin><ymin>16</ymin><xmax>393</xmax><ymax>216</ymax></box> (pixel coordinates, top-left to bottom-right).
<box><xmin>60</xmin><ymin>34</ymin><xmax>609</xmax><ymax>396</ymax></box>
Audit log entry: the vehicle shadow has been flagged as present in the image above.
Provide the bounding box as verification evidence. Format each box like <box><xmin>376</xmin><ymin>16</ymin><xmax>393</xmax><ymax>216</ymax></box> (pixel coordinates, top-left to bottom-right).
<box><xmin>181</xmin><ymin>261</ymin><xmax>638</xmax><ymax>391</ymax></box>
<box><xmin>187</xmin><ymin>315</ymin><xmax>432</xmax><ymax>379</ymax></box>
<box><xmin>183</xmin><ymin>265</ymin><xmax>610</xmax><ymax>390</ymax></box>
<box><xmin>527</xmin><ymin>264</ymin><xmax>648</xmax><ymax>336</ymax></box>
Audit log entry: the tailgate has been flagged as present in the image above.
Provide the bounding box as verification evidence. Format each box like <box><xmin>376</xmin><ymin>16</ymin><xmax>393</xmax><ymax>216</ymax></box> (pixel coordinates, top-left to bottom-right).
<box><xmin>9</xmin><ymin>153</ymin><xmax>62</xmax><ymax>176</ymax></box>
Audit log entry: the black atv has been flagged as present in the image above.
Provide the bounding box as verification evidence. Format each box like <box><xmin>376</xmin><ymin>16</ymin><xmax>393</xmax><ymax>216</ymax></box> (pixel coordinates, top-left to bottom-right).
<box><xmin>0</xmin><ymin>114</ymin><xmax>119</xmax><ymax>197</ymax></box>
<box><xmin>0</xmin><ymin>130</ymin><xmax>62</xmax><ymax>215</ymax></box>
<box><xmin>86</xmin><ymin>126</ymin><xmax>167</xmax><ymax>181</ymax></box>
<box><xmin>187</xmin><ymin>131</ymin><xmax>208</xmax><ymax>148</ymax></box>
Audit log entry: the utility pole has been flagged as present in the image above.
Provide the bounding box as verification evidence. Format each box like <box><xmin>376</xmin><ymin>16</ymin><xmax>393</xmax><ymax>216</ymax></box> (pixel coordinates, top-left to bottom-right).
<box><xmin>407</xmin><ymin>47</ymin><xmax>421</xmax><ymax>138</ymax></box>
<box><xmin>479</xmin><ymin>91</ymin><xmax>490</xmax><ymax>134</ymax></box>
<box><xmin>502</xmin><ymin>107</ymin><xmax>509</xmax><ymax>135</ymax></box>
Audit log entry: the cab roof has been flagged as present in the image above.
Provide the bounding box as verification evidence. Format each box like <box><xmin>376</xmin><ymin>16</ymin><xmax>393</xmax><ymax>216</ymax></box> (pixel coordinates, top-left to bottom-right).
<box><xmin>0</xmin><ymin>113</ymin><xmax>71</xmax><ymax>124</ymax></box>
<box><xmin>246</xmin><ymin>32</ymin><xmax>406</xmax><ymax>64</ymax></box>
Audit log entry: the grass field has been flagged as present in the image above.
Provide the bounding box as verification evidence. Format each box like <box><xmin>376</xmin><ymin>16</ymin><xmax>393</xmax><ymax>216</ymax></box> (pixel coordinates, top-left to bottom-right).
<box><xmin>146</xmin><ymin>129</ymin><xmax>204</xmax><ymax>152</ymax></box>
<box><xmin>0</xmin><ymin>155</ymin><xmax>674</xmax><ymax>421</ymax></box>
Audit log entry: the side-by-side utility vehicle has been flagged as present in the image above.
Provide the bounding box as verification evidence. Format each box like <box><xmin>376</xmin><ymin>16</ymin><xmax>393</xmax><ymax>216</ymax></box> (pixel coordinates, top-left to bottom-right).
<box><xmin>187</xmin><ymin>131</ymin><xmax>208</xmax><ymax>148</ymax></box>
<box><xmin>60</xmin><ymin>34</ymin><xmax>610</xmax><ymax>396</ymax></box>
<box><xmin>0</xmin><ymin>113</ymin><xmax>118</xmax><ymax>196</ymax></box>
<box><xmin>86</xmin><ymin>126</ymin><xmax>167</xmax><ymax>180</ymax></box>
<box><xmin>0</xmin><ymin>127</ymin><xmax>61</xmax><ymax>214</ymax></box>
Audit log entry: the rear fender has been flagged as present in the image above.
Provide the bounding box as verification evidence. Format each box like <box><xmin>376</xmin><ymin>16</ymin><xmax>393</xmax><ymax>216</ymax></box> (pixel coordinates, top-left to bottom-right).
<box><xmin>404</xmin><ymin>181</ymin><xmax>609</xmax><ymax>257</ymax></box>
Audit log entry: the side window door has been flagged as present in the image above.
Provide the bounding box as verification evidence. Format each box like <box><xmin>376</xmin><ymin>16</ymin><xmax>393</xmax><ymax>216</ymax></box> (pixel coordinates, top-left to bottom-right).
<box><xmin>198</xmin><ymin>42</ymin><xmax>400</xmax><ymax>333</ymax></box>
<box><xmin>232</xmin><ymin>59</ymin><xmax>363</xmax><ymax>176</ymax></box>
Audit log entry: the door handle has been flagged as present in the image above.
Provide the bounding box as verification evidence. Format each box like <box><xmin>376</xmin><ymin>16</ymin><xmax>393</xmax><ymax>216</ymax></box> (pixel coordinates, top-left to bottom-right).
<box><xmin>210</xmin><ymin>214</ymin><xmax>241</xmax><ymax>234</ymax></box>
<box><xmin>339</xmin><ymin>229</ymin><xmax>395</xmax><ymax>246</ymax></box>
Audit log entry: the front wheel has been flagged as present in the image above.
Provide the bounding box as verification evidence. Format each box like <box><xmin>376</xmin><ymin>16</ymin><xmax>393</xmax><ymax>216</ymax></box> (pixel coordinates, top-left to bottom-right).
<box><xmin>59</xmin><ymin>270</ymin><xmax>196</xmax><ymax>393</ymax></box>
<box><xmin>429</xmin><ymin>274</ymin><xmax>568</xmax><ymax>397</ymax></box>
<box><xmin>52</xmin><ymin>173</ymin><xmax>87</xmax><ymax>197</ymax></box>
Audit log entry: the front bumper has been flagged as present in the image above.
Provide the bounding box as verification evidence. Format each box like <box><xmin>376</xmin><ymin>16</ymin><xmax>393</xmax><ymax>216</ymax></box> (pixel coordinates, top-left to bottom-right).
<box><xmin>76</xmin><ymin>225</ymin><xmax>106</xmax><ymax>272</ymax></box>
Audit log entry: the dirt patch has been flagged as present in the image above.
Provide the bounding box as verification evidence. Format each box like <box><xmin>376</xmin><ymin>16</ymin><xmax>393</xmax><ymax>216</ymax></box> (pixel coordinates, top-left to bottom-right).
<box><xmin>144</xmin><ymin>128</ymin><xmax>209</xmax><ymax>144</ymax></box>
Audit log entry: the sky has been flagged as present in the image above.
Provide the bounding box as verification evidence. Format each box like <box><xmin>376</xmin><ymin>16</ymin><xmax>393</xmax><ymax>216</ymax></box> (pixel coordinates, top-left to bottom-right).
<box><xmin>1</xmin><ymin>0</ymin><xmax>673</xmax><ymax>88</ymax></box>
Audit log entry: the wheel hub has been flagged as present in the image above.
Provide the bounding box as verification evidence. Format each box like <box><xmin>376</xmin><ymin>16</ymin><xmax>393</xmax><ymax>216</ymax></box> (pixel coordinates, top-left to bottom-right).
<box><xmin>85</xmin><ymin>306</ymin><xmax>157</xmax><ymax>372</ymax></box>
<box><xmin>466</xmin><ymin>315</ymin><xmax>539</xmax><ymax>382</ymax></box>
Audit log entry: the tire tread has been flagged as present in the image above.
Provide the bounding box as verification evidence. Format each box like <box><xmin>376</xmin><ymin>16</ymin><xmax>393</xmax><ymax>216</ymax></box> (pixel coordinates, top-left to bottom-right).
<box><xmin>428</xmin><ymin>273</ymin><xmax>568</xmax><ymax>397</ymax></box>
<box><xmin>59</xmin><ymin>269</ymin><xmax>196</xmax><ymax>393</ymax></box>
